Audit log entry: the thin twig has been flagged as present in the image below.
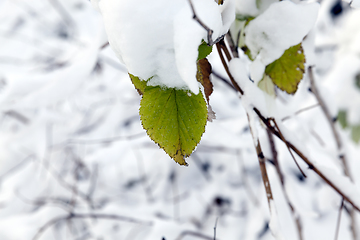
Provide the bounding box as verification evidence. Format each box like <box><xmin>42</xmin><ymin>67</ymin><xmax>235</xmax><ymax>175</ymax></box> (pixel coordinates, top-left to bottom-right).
<box><xmin>267</xmin><ymin>129</ymin><xmax>303</xmax><ymax>240</ymax></box>
<box><xmin>254</xmin><ymin>109</ymin><xmax>360</xmax><ymax>212</ymax></box>
<box><xmin>66</xmin><ymin>132</ymin><xmax>146</xmax><ymax>145</ymax></box>
<box><xmin>247</xmin><ymin>114</ymin><xmax>273</xmax><ymax>206</ymax></box>
<box><xmin>133</xmin><ymin>149</ymin><xmax>153</xmax><ymax>202</ymax></box>
<box><xmin>225</xmin><ymin>32</ymin><xmax>239</xmax><ymax>58</ymax></box>
<box><xmin>215</xmin><ymin>36</ymin><xmax>360</xmax><ymax>213</ymax></box>
<box><xmin>309</xmin><ymin>66</ymin><xmax>357</xmax><ymax>239</ymax></box>
<box><xmin>334</xmin><ymin>199</ymin><xmax>344</xmax><ymax>240</ymax></box>
<box><xmin>216</xmin><ymin>40</ymin><xmax>244</xmax><ymax>95</ymax></box>
<box><xmin>272</xmin><ymin>119</ymin><xmax>307</xmax><ymax>179</ymax></box>
<box><xmin>211</xmin><ymin>70</ymin><xmax>236</xmax><ymax>91</ymax></box>
<box><xmin>237</xmin><ymin>150</ymin><xmax>259</xmax><ymax>206</ymax></box>
<box><xmin>187</xmin><ymin>0</ymin><xmax>224</xmax><ymax>46</ymax></box>
<box><xmin>176</xmin><ymin>230</ymin><xmax>217</xmax><ymax>240</ymax></box>
<box><xmin>281</xmin><ymin>104</ymin><xmax>320</xmax><ymax>121</ymax></box>
<box><xmin>32</xmin><ymin>213</ymin><xmax>152</xmax><ymax>240</ymax></box>
<box><xmin>214</xmin><ymin>217</ymin><xmax>218</xmax><ymax>240</ymax></box>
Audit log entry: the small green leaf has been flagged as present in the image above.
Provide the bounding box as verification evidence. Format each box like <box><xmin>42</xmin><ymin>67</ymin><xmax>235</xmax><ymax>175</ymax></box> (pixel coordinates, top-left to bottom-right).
<box><xmin>338</xmin><ymin>110</ymin><xmax>348</xmax><ymax>128</ymax></box>
<box><xmin>337</xmin><ymin>110</ymin><xmax>360</xmax><ymax>144</ymax></box>
<box><xmin>129</xmin><ymin>73</ymin><xmax>148</xmax><ymax>95</ymax></box>
<box><xmin>258</xmin><ymin>74</ymin><xmax>275</xmax><ymax>97</ymax></box>
<box><xmin>265</xmin><ymin>43</ymin><xmax>305</xmax><ymax>94</ymax></box>
<box><xmin>355</xmin><ymin>73</ymin><xmax>360</xmax><ymax>90</ymax></box>
<box><xmin>140</xmin><ymin>86</ymin><xmax>207</xmax><ymax>165</ymax></box>
<box><xmin>352</xmin><ymin>125</ymin><xmax>360</xmax><ymax>143</ymax></box>
<box><xmin>198</xmin><ymin>40</ymin><xmax>213</xmax><ymax>61</ymax></box>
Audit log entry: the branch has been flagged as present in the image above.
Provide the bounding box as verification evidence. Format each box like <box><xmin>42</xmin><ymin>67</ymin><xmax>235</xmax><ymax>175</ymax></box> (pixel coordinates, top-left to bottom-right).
<box><xmin>187</xmin><ymin>0</ymin><xmax>224</xmax><ymax>46</ymax></box>
<box><xmin>175</xmin><ymin>230</ymin><xmax>217</xmax><ymax>240</ymax></box>
<box><xmin>33</xmin><ymin>213</ymin><xmax>153</xmax><ymax>240</ymax></box>
<box><xmin>216</xmin><ymin>40</ymin><xmax>244</xmax><ymax>95</ymax></box>
<box><xmin>254</xmin><ymin>108</ymin><xmax>360</xmax><ymax>212</ymax></box>
<box><xmin>267</xmin><ymin>129</ymin><xmax>303</xmax><ymax>240</ymax></box>
<box><xmin>214</xmin><ymin>39</ymin><xmax>360</xmax><ymax>212</ymax></box>
<box><xmin>309</xmin><ymin>66</ymin><xmax>357</xmax><ymax>239</ymax></box>
<box><xmin>334</xmin><ymin>199</ymin><xmax>344</xmax><ymax>240</ymax></box>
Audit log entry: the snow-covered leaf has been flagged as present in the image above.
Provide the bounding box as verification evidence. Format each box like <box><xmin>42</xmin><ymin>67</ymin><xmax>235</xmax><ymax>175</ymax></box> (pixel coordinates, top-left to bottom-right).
<box><xmin>265</xmin><ymin>43</ymin><xmax>305</xmax><ymax>94</ymax></box>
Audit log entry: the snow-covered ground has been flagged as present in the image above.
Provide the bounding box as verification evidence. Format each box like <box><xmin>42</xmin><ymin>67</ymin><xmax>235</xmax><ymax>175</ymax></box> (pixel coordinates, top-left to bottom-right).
<box><xmin>0</xmin><ymin>0</ymin><xmax>360</xmax><ymax>239</ymax></box>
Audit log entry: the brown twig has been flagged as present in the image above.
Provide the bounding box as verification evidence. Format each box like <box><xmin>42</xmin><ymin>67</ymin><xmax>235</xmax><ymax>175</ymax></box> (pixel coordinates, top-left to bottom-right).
<box><xmin>175</xmin><ymin>230</ymin><xmax>217</xmax><ymax>240</ymax></box>
<box><xmin>237</xmin><ymin>150</ymin><xmax>259</xmax><ymax>206</ymax></box>
<box><xmin>267</xmin><ymin>129</ymin><xmax>303</xmax><ymax>240</ymax></box>
<box><xmin>334</xmin><ymin>199</ymin><xmax>345</xmax><ymax>240</ymax></box>
<box><xmin>308</xmin><ymin>66</ymin><xmax>357</xmax><ymax>239</ymax></box>
<box><xmin>281</xmin><ymin>104</ymin><xmax>320</xmax><ymax>122</ymax></box>
<box><xmin>225</xmin><ymin>32</ymin><xmax>239</xmax><ymax>58</ymax></box>
<box><xmin>247</xmin><ymin>115</ymin><xmax>274</xmax><ymax>206</ymax></box>
<box><xmin>32</xmin><ymin>213</ymin><xmax>152</xmax><ymax>240</ymax></box>
<box><xmin>216</xmin><ymin>40</ymin><xmax>244</xmax><ymax>95</ymax></box>
<box><xmin>272</xmin><ymin>119</ymin><xmax>307</xmax><ymax>179</ymax></box>
<box><xmin>186</xmin><ymin>0</ymin><xmax>224</xmax><ymax>46</ymax></box>
<box><xmin>213</xmin><ymin>217</ymin><xmax>218</xmax><ymax>240</ymax></box>
<box><xmin>254</xmin><ymin>108</ymin><xmax>360</xmax><ymax>212</ymax></box>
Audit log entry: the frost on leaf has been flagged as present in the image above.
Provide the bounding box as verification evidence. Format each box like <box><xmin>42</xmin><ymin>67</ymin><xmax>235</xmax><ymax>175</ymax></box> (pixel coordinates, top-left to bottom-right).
<box><xmin>140</xmin><ymin>85</ymin><xmax>207</xmax><ymax>166</ymax></box>
<box><xmin>265</xmin><ymin>43</ymin><xmax>305</xmax><ymax>94</ymax></box>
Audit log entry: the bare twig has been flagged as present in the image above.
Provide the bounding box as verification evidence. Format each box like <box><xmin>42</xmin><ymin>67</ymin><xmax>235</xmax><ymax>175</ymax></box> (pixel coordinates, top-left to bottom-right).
<box><xmin>237</xmin><ymin>151</ymin><xmax>259</xmax><ymax>206</ymax></box>
<box><xmin>247</xmin><ymin>114</ymin><xmax>274</xmax><ymax>207</ymax></box>
<box><xmin>211</xmin><ymin>70</ymin><xmax>236</xmax><ymax>91</ymax></box>
<box><xmin>187</xmin><ymin>0</ymin><xmax>224</xmax><ymax>46</ymax></box>
<box><xmin>176</xmin><ymin>230</ymin><xmax>217</xmax><ymax>240</ymax></box>
<box><xmin>32</xmin><ymin>213</ymin><xmax>152</xmax><ymax>240</ymax></box>
<box><xmin>334</xmin><ymin>199</ymin><xmax>345</xmax><ymax>240</ymax></box>
<box><xmin>225</xmin><ymin>32</ymin><xmax>239</xmax><ymax>58</ymax></box>
<box><xmin>267</xmin><ymin>129</ymin><xmax>303</xmax><ymax>240</ymax></box>
<box><xmin>133</xmin><ymin>149</ymin><xmax>153</xmax><ymax>202</ymax></box>
<box><xmin>281</xmin><ymin>104</ymin><xmax>320</xmax><ymax>122</ymax></box>
<box><xmin>254</xmin><ymin>108</ymin><xmax>360</xmax><ymax>212</ymax></box>
<box><xmin>48</xmin><ymin>0</ymin><xmax>75</xmax><ymax>28</ymax></box>
<box><xmin>87</xmin><ymin>164</ymin><xmax>98</xmax><ymax>199</ymax></box>
<box><xmin>272</xmin><ymin>119</ymin><xmax>307</xmax><ymax>179</ymax></box>
<box><xmin>213</xmin><ymin>217</ymin><xmax>218</xmax><ymax>240</ymax></box>
<box><xmin>215</xmin><ymin>34</ymin><xmax>360</xmax><ymax>213</ymax></box>
<box><xmin>216</xmin><ymin>40</ymin><xmax>244</xmax><ymax>95</ymax></box>
<box><xmin>309</xmin><ymin>66</ymin><xmax>357</xmax><ymax>239</ymax></box>
<box><xmin>3</xmin><ymin>110</ymin><xmax>29</xmax><ymax>124</ymax></box>
<box><xmin>65</xmin><ymin>132</ymin><xmax>146</xmax><ymax>145</ymax></box>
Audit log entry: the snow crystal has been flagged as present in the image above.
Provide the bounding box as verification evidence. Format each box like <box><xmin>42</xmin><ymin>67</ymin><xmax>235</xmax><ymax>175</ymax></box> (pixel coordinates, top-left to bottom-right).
<box><xmin>245</xmin><ymin>1</ymin><xmax>319</xmax><ymax>66</ymax></box>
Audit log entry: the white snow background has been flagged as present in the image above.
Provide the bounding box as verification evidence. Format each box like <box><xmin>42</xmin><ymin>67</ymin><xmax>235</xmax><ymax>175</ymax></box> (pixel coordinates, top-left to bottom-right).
<box><xmin>0</xmin><ymin>0</ymin><xmax>360</xmax><ymax>240</ymax></box>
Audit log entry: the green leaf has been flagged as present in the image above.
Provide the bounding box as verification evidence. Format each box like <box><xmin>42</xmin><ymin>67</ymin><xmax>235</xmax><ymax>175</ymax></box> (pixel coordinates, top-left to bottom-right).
<box><xmin>129</xmin><ymin>73</ymin><xmax>148</xmax><ymax>95</ymax></box>
<box><xmin>197</xmin><ymin>40</ymin><xmax>213</xmax><ymax>61</ymax></box>
<box><xmin>352</xmin><ymin>125</ymin><xmax>360</xmax><ymax>143</ymax></box>
<box><xmin>265</xmin><ymin>43</ymin><xmax>305</xmax><ymax>94</ymax></box>
<box><xmin>355</xmin><ymin>73</ymin><xmax>360</xmax><ymax>90</ymax></box>
<box><xmin>258</xmin><ymin>74</ymin><xmax>275</xmax><ymax>97</ymax></box>
<box><xmin>140</xmin><ymin>86</ymin><xmax>207</xmax><ymax>165</ymax></box>
<box><xmin>338</xmin><ymin>110</ymin><xmax>348</xmax><ymax>128</ymax></box>
<box><xmin>337</xmin><ymin>110</ymin><xmax>360</xmax><ymax>144</ymax></box>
